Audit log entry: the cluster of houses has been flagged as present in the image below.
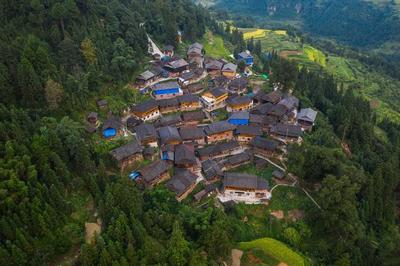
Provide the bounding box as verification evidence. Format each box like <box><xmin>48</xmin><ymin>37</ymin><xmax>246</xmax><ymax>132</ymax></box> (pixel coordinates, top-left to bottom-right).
<box><xmin>86</xmin><ymin>41</ymin><xmax>318</xmax><ymax>204</ymax></box>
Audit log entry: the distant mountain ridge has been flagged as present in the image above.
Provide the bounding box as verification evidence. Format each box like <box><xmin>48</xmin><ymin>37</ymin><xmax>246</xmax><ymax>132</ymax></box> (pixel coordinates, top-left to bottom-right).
<box><xmin>197</xmin><ymin>0</ymin><xmax>400</xmax><ymax>48</ymax></box>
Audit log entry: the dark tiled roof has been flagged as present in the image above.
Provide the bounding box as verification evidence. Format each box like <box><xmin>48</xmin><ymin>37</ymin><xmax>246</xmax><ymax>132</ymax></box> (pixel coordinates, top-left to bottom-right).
<box><xmin>227</xmin><ymin>95</ymin><xmax>252</xmax><ymax>106</ymax></box>
<box><xmin>138</xmin><ymin>70</ymin><xmax>155</xmax><ymax>81</ymax></box>
<box><xmin>153</xmin><ymin>81</ymin><xmax>180</xmax><ymax>90</ymax></box>
<box><xmin>249</xmin><ymin>114</ymin><xmax>264</xmax><ymax>124</ymax></box>
<box><xmin>205</xmin><ymin>59</ymin><xmax>223</xmax><ymax>70</ymax></box>
<box><xmin>180</xmin><ymin>71</ymin><xmax>195</xmax><ymax>81</ymax></box>
<box><xmin>132</xmin><ymin>99</ymin><xmax>158</xmax><ymax>113</ymax></box>
<box><xmin>165</xmin><ymin>59</ymin><xmax>189</xmax><ymax>69</ymax></box>
<box><xmin>126</xmin><ymin>117</ymin><xmax>142</xmax><ymax>129</ymax></box>
<box><xmin>154</xmin><ymin>114</ymin><xmax>182</xmax><ymax>128</ymax></box>
<box><xmin>229</xmin><ymin>77</ymin><xmax>248</xmax><ymax>89</ymax></box>
<box><xmin>228</xmin><ymin>111</ymin><xmax>250</xmax><ymax>121</ymax></box>
<box><xmin>88</xmin><ymin>112</ymin><xmax>98</xmax><ymax>120</ymax></box>
<box><xmin>97</xmin><ymin>99</ymin><xmax>108</xmax><ymax>107</ymax></box>
<box><xmin>143</xmin><ymin>146</ymin><xmax>157</xmax><ymax>156</ymax></box>
<box><xmin>268</xmin><ymin>104</ymin><xmax>288</xmax><ymax>117</ymax></box>
<box><xmin>226</xmin><ymin>152</ymin><xmax>251</xmax><ymax>166</ymax></box>
<box><xmin>202</xmin><ymin>159</ymin><xmax>223</xmax><ymax>180</ymax></box>
<box><xmin>197</xmin><ymin>140</ymin><xmax>240</xmax><ymax>158</ymax></box>
<box><xmin>223</xmin><ymin>172</ymin><xmax>269</xmax><ymax>190</ymax></box>
<box><xmin>158</xmin><ymin>126</ymin><xmax>181</xmax><ymax>145</ymax></box>
<box><xmin>181</xmin><ymin>111</ymin><xmax>205</xmax><ymax>122</ymax></box>
<box><xmin>251</xmin><ymin>136</ymin><xmax>279</xmax><ymax>151</ymax></box>
<box><xmin>139</xmin><ymin>160</ymin><xmax>171</xmax><ymax>183</ymax></box>
<box><xmin>222</xmin><ymin>63</ymin><xmax>237</xmax><ymax>72</ymax></box>
<box><xmin>278</xmin><ymin>96</ymin><xmax>299</xmax><ymax>110</ymax></box>
<box><xmin>156</xmin><ymin>98</ymin><xmax>179</xmax><ymax>108</ymax></box>
<box><xmin>297</xmin><ymin>108</ymin><xmax>318</xmax><ymax>123</ymax></box>
<box><xmin>175</xmin><ymin>144</ymin><xmax>197</xmax><ymax>165</ymax></box>
<box><xmin>135</xmin><ymin>124</ymin><xmax>157</xmax><ymax>142</ymax></box>
<box><xmin>251</xmin><ymin>103</ymin><xmax>274</xmax><ymax>115</ymax></box>
<box><xmin>178</xmin><ymin>94</ymin><xmax>199</xmax><ymax>104</ymax></box>
<box><xmin>187</xmin><ymin>83</ymin><xmax>204</xmax><ymax>93</ymax></box>
<box><xmin>235</xmin><ymin>125</ymin><xmax>262</xmax><ymax>136</ymax></box>
<box><xmin>204</xmin><ymin>121</ymin><xmax>236</xmax><ymax>135</ymax></box>
<box><xmin>209</xmin><ymin>87</ymin><xmax>227</xmax><ymax>98</ymax></box>
<box><xmin>110</xmin><ymin>142</ymin><xmax>143</xmax><ymax>161</ymax></box>
<box><xmin>166</xmin><ymin>169</ymin><xmax>197</xmax><ymax>196</ymax></box>
<box><xmin>264</xmin><ymin>90</ymin><xmax>283</xmax><ymax>103</ymax></box>
<box><xmin>179</xmin><ymin>126</ymin><xmax>205</xmax><ymax>140</ymax></box>
<box><xmin>271</xmin><ymin>123</ymin><xmax>303</xmax><ymax>138</ymax></box>
<box><xmin>102</xmin><ymin>116</ymin><xmax>122</xmax><ymax>131</ymax></box>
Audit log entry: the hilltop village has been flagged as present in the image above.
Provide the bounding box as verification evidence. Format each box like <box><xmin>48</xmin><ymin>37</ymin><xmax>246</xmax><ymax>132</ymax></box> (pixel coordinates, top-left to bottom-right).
<box><xmin>86</xmin><ymin>41</ymin><xmax>318</xmax><ymax>204</ymax></box>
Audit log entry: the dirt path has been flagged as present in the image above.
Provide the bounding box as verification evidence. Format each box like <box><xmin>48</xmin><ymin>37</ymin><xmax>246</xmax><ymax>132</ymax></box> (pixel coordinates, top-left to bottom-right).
<box><xmin>232</xmin><ymin>249</ymin><xmax>243</xmax><ymax>266</ymax></box>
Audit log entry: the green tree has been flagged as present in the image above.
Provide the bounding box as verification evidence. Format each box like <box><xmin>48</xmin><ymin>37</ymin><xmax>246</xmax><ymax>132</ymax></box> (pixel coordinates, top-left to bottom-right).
<box><xmin>167</xmin><ymin>221</ymin><xmax>190</xmax><ymax>266</ymax></box>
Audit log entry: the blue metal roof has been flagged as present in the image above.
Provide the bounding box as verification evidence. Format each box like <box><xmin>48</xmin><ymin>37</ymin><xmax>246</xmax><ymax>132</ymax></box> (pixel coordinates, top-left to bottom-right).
<box><xmin>228</xmin><ymin>118</ymin><xmax>249</xmax><ymax>125</ymax></box>
<box><xmin>103</xmin><ymin>128</ymin><xmax>117</xmax><ymax>138</ymax></box>
<box><xmin>154</xmin><ymin>88</ymin><xmax>180</xmax><ymax>95</ymax></box>
<box><xmin>129</xmin><ymin>171</ymin><xmax>140</xmax><ymax>180</ymax></box>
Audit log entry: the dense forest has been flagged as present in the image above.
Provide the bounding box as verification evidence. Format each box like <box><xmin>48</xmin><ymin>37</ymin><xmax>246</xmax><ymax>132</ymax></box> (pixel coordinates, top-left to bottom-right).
<box><xmin>1</xmin><ymin>0</ymin><xmax>400</xmax><ymax>265</ymax></box>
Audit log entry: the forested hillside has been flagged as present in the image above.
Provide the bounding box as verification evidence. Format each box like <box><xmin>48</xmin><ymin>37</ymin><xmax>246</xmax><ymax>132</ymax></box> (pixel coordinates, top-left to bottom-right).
<box><xmin>1</xmin><ymin>0</ymin><xmax>400</xmax><ymax>265</ymax></box>
<box><xmin>0</xmin><ymin>0</ymin><xmax>210</xmax><ymax>113</ymax></box>
<box><xmin>200</xmin><ymin>0</ymin><xmax>400</xmax><ymax>48</ymax></box>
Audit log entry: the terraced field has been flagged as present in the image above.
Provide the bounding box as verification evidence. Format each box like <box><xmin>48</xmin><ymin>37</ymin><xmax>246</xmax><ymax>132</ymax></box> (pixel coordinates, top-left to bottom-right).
<box><xmin>238</xmin><ymin>27</ymin><xmax>400</xmax><ymax>123</ymax></box>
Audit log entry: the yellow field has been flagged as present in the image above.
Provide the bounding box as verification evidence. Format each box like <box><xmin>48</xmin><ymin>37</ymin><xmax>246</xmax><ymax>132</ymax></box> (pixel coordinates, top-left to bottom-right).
<box><xmin>241</xmin><ymin>28</ymin><xmax>287</xmax><ymax>40</ymax></box>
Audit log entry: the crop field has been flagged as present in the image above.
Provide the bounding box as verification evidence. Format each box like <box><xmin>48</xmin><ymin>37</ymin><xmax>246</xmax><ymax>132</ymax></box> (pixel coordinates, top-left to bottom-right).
<box><xmin>240</xmin><ymin>28</ymin><xmax>288</xmax><ymax>40</ymax></box>
<box><xmin>240</xmin><ymin>238</ymin><xmax>306</xmax><ymax>266</ymax></box>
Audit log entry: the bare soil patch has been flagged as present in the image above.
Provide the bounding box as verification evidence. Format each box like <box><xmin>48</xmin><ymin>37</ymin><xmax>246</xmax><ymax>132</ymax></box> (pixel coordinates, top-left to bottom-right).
<box><xmin>232</xmin><ymin>249</ymin><xmax>243</xmax><ymax>266</ymax></box>
<box><xmin>85</xmin><ymin>222</ymin><xmax>101</xmax><ymax>244</ymax></box>
<box><xmin>279</xmin><ymin>50</ymin><xmax>302</xmax><ymax>59</ymax></box>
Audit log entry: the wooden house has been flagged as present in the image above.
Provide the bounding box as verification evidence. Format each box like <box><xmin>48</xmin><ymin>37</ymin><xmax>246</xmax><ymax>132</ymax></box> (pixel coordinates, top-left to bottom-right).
<box><xmin>158</xmin><ymin>126</ymin><xmax>182</xmax><ymax>146</ymax></box>
<box><xmin>220</xmin><ymin>173</ymin><xmax>271</xmax><ymax>204</ymax></box>
<box><xmin>186</xmin><ymin>83</ymin><xmax>205</xmax><ymax>94</ymax></box>
<box><xmin>139</xmin><ymin>160</ymin><xmax>172</xmax><ymax>188</ymax></box>
<box><xmin>270</xmin><ymin>123</ymin><xmax>303</xmax><ymax>143</ymax></box>
<box><xmin>227</xmin><ymin>77</ymin><xmax>248</xmax><ymax>95</ymax></box>
<box><xmin>222</xmin><ymin>63</ymin><xmax>237</xmax><ymax>79</ymax></box>
<box><xmin>152</xmin><ymin>81</ymin><xmax>183</xmax><ymax>100</ymax></box>
<box><xmin>187</xmin><ymin>43</ymin><xmax>203</xmax><ymax>60</ymax></box>
<box><xmin>97</xmin><ymin>99</ymin><xmax>108</xmax><ymax>109</ymax></box>
<box><xmin>102</xmin><ymin>116</ymin><xmax>123</xmax><ymax>139</ymax></box>
<box><xmin>201</xmin><ymin>159</ymin><xmax>223</xmax><ymax>184</ymax></box>
<box><xmin>278</xmin><ymin>96</ymin><xmax>299</xmax><ymax>122</ymax></box>
<box><xmin>164</xmin><ymin>58</ymin><xmax>189</xmax><ymax>75</ymax></box>
<box><xmin>137</xmin><ymin>70</ymin><xmax>158</xmax><ymax>87</ymax></box>
<box><xmin>226</xmin><ymin>95</ymin><xmax>253</xmax><ymax>112</ymax></box>
<box><xmin>223</xmin><ymin>151</ymin><xmax>252</xmax><ymax>170</ymax></box>
<box><xmin>132</xmin><ymin>99</ymin><xmax>160</xmax><ymax>121</ymax></box>
<box><xmin>154</xmin><ymin>114</ymin><xmax>182</xmax><ymax>128</ymax></box>
<box><xmin>196</xmin><ymin>140</ymin><xmax>241</xmax><ymax>161</ymax></box>
<box><xmin>212</xmin><ymin>75</ymin><xmax>230</xmax><ymax>88</ymax></box>
<box><xmin>166</xmin><ymin>169</ymin><xmax>198</xmax><ymax>201</ymax></box>
<box><xmin>181</xmin><ymin>111</ymin><xmax>206</xmax><ymax>126</ymax></box>
<box><xmin>174</xmin><ymin>144</ymin><xmax>199</xmax><ymax>170</ymax></box>
<box><xmin>251</xmin><ymin>136</ymin><xmax>279</xmax><ymax>158</ymax></box>
<box><xmin>235</xmin><ymin>125</ymin><xmax>262</xmax><ymax>143</ymax></box>
<box><xmin>297</xmin><ymin>108</ymin><xmax>318</xmax><ymax>130</ymax></box>
<box><xmin>156</xmin><ymin>98</ymin><xmax>180</xmax><ymax>114</ymax></box>
<box><xmin>179</xmin><ymin>126</ymin><xmax>206</xmax><ymax>146</ymax></box>
<box><xmin>126</xmin><ymin>117</ymin><xmax>142</xmax><ymax>133</ymax></box>
<box><xmin>264</xmin><ymin>90</ymin><xmax>283</xmax><ymax>104</ymax></box>
<box><xmin>201</xmin><ymin>87</ymin><xmax>228</xmax><ymax>112</ymax></box>
<box><xmin>110</xmin><ymin>142</ymin><xmax>143</xmax><ymax>172</ymax></box>
<box><xmin>143</xmin><ymin>146</ymin><xmax>158</xmax><ymax>161</ymax></box>
<box><xmin>134</xmin><ymin>123</ymin><xmax>158</xmax><ymax>147</ymax></box>
<box><xmin>205</xmin><ymin>59</ymin><xmax>223</xmax><ymax>77</ymax></box>
<box><xmin>204</xmin><ymin>121</ymin><xmax>236</xmax><ymax>144</ymax></box>
<box><xmin>237</xmin><ymin>51</ymin><xmax>254</xmax><ymax>66</ymax></box>
<box><xmin>178</xmin><ymin>94</ymin><xmax>201</xmax><ymax>111</ymax></box>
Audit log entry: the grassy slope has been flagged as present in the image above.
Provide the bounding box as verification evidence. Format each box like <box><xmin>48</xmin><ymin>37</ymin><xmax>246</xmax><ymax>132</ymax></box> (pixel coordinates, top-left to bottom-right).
<box><xmin>240</xmin><ymin>238</ymin><xmax>306</xmax><ymax>266</ymax></box>
<box><xmin>202</xmin><ymin>30</ymin><xmax>231</xmax><ymax>59</ymax></box>
<box><xmin>240</xmin><ymin>28</ymin><xmax>400</xmax><ymax>123</ymax></box>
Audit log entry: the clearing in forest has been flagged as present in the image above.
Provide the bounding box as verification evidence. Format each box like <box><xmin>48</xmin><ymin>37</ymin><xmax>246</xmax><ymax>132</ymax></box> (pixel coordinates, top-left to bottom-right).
<box><xmin>240</xmin><ymin>238</ymin><xmax>306</xmax><ymax>266</ymax></box>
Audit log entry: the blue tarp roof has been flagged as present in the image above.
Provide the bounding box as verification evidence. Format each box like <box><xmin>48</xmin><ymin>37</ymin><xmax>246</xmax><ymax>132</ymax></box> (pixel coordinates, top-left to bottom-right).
<box><xmin>103</xmin><ymin>128</ymin><xmax>117</xmax><ymax>138</ymax></box>
<box><xmin>154</xmin><ymin>88</ymin><xmax>180</xmax><ymax>95</ymax></box>
<box><xmin>129</xmin><ymin>171</ymin><xmax>140</xmax><ymax>180</ymax></box>
<box><xmin>228</xmin><ymin>119</ymin><xmax>249</xmax><ymax>125</ymax></box>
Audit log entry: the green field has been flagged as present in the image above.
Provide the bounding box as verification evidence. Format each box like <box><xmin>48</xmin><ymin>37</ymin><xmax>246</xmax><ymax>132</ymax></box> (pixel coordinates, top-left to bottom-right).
<box><xmin>240</xmin><ymin>238</ymin><xmax>306</xmax><ymax>266</ymax></box>
<box><xmin>202</xmin><ymin>31</ymin><xmax>231</xmax><ymax>59</ymax></box>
